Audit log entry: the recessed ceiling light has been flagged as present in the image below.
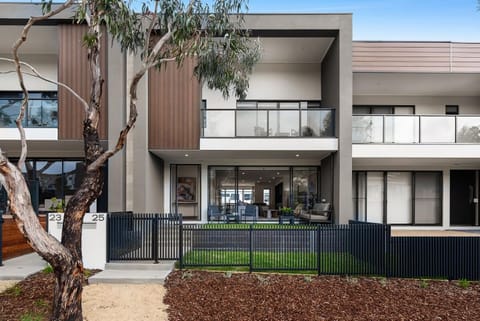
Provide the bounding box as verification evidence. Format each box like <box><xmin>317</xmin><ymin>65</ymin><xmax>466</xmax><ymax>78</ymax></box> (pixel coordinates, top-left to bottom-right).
<box><xmin>242</xmin><ymin>172</ymin><xmax>245</xmax><ymax>175</ymax></box>
<box><xmin>295</xmin><ymin>154</ymin><xmax>300</xmax><ymax>157</ymax></box>
<box><xmin>276</xmin><ymin>172</ymin><xmax>280</xmax><ymax>175</ymax></box>
<box><xmin>272</xmin><ymin>176</ymin><xmax>275</xmax><ymax>179</ymax></box>
<box><xmin>184</xmin><ymin>153</ymin><xmax>189</xmax><ymax>157</ymax></box>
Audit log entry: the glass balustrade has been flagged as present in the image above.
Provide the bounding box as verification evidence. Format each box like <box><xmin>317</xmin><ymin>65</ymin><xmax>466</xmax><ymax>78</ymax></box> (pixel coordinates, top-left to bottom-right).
<box><xmin>353</xmin><ymin>115</ymin><xmax>480</xmax><ymax>144</ymax></box>
<box><xmin>202</xmin><ymin>108</ymin><xmax>335</xmax><ymax>138</ymax></box>
<box><xmin>456</xmin><ymin>117</ymin><xmax>480</xmax><ymax>143</ymax></box>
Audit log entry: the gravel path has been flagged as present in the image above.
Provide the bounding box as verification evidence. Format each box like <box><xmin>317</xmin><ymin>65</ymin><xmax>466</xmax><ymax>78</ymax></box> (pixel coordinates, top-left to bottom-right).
<box><xmin>83</xmin><ymin>284</ymin><xmax>169</xmax><ymax>321</ymax></box>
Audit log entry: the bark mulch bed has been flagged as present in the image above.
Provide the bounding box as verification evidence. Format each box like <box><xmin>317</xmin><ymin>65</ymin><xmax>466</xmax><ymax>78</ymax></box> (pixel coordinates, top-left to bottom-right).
<box><xmin>0</xmin><ymin>269</ymin><xmax>99</xmax><ymax>321</ymax></box>
<box><xmin>164</xmin><ymin>270</ymin><xmax>480</xmax><ymax>321</ymax></box>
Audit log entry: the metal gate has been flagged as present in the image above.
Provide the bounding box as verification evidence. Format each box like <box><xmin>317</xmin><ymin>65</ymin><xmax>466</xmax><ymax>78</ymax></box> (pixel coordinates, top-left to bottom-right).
<box><xmin>107</xmin><ymin>212</ymin><xmax>182</xmax><ymax>262</ymax></box>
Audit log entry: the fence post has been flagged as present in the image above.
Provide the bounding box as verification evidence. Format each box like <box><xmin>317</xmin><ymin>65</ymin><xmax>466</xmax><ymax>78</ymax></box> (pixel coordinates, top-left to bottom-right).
<box><xmin>106</xmin><ymin>213</ymin><xmax>110</xmax><ymax>263</ymax></box>
<box><xmin>153</xmin><ymin>214</ymin><xmax>159</xmax><ymax>264</ymax></box>
<box><xmin>0</xmin><ymin>215</ymin><xmax>3</xmax><ymax>266</ymax></box>
<box><xmin>317</xmin><ymin>224</ymin><xmax>321</xmax><ymax>276</ymax></box>
<box><xmin>249</xmin><ymin>224</ymin><xmax>253</xmax><ymax>273</ymax></box>
<box><xmin>385</xmin><ymin>224</ymin><xmax>391</xmax><ymax>277</ymax></box>
<box><xmin>179</xmin><ymin>215</ymin><xmax>183</xmax><ymax>269</ymax></box>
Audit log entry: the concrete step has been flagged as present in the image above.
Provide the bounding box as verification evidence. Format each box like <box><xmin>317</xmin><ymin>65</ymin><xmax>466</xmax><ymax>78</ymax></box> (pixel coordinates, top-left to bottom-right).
<box><xmin>88</xmin><ymin>269</ymin><xmax>171</xmax><ymax>284</ymax></box>
<box><xmin>89</xmin><ymin>261</ymin><xmax>176</xmax><ymax>284</ymax></box>
<box><xmin>105</xmin><ymin>261</ymin><xmax>176</xmax><ymax>271</ymax></box>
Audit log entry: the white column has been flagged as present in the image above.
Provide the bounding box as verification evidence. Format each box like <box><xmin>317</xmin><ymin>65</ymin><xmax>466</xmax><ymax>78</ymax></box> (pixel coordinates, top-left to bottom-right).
<box><xmin>201</xmin><ymin>164</ymin><xmax>209</xmax><ymax>222</ymax></box>
<box><xmin>442</xmin><ymin>169</ymin><xmax>450</xmax><ymax>228</ymax></box>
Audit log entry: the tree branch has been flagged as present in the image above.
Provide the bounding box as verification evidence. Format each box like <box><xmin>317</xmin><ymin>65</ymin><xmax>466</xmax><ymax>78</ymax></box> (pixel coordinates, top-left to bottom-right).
<box><xmin>11</xmin><ymin>0</ymin><xmax>75</xmax><ymax>169</ymax></box>
<box><xmin>86</xmin><ymin>30</ymin><xmax>174</xmax><ymax>172</ymax></box>
<box><xmin>0</xmin><ymin>149</ymin><xmax>73</xmax><ymax>268</ymax></box>
<box><xmin>0</xmin><ymin>57</ymin><xmax>89</xmax><ymax>113</ymax></box>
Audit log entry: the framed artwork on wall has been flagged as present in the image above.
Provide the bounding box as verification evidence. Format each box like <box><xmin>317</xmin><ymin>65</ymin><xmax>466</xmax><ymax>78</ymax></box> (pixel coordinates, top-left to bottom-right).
<box><xmin>177</xmin><ymin>177</ymin><xmax>196</xmax><ymax>202</ymax></box>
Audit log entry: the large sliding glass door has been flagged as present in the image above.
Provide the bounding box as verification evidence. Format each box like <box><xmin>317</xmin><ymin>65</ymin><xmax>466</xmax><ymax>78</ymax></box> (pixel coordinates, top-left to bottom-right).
<box><xmin>208</xmin><ymin>166</ymin><xmax>321</xmax><ymax>219</ymax></box>
<box><xmin>353</xmin><ymin>171</ymin><xmax>442</xmax><ymax>225</ymax></box>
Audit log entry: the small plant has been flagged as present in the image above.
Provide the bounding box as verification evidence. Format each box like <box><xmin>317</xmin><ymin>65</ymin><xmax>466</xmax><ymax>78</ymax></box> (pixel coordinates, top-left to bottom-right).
<box><xmin>83</xmin><ymin>269</ymin><xmax>92</xmax><ymax>278</ymax></box>
<box><xmin>458</xmin><ymin>278</ymin><xmax>471</xmax><ymax>289</ymax></box>
<box><xmin>378</xmin><ymin>277</ymin><xmax>388</xmax><ymax>287</ymax></box>
<box><xmin>224</xmin><ymin>271</ymin><xmax>233</xmax><ymax>278</ymax></box>
<box><xmin>35</xmin><ymin>299</ymin><xmax>48</xmax><ymax>308</ymax></box>
<box><xmin>19</xmin><ymin>312</ymin><xmax>44</xmax><ymax>321</ymax></box>
<box><xmin>280</xmin><ymin>206</ymin><xmax>293</xmax><ymax>215</ymax></box>
<box><xmin>49</xmin><ymin>197</ymin><xmax>64</xmax><ymax>212</ymax></box>
<box><xmin>346</xmin><ymin>276</ymin><xmax>358</xmax><ymax>284</ymax></box>
<box><xmin>256</xmin><ymin>274</ymin><xmax>269</xmax><ymax>285</ymax></box>
<box><xmin>419</xmin><ymin>279</ymin><xmax>429</xmax><ymax>289</ymax></box>
<box><xmin>181</xmin><ymin>270</ymin><xmax>193</xmax><ymax>279</ymax></box>
<box><xmin>42</xmin><ymin>264</ymin><xmax>53</xmax><ymax>274</ymax></box>
<box><xmin>6</xmin><ymin>284</ymin><xmax>22</xmax><ymax>297</ymax></box>
<box><xmin>304</xmin><ymin>275</ymin><xmax>313</xmax><ymax>283</ymax></box>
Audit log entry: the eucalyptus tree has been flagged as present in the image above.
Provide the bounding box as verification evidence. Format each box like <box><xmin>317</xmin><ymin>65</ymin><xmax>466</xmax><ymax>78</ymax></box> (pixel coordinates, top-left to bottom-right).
<box><xmin>0</xmin><ymin>0</ymin><xmax>260</xmax><ymax>320</ymax></box>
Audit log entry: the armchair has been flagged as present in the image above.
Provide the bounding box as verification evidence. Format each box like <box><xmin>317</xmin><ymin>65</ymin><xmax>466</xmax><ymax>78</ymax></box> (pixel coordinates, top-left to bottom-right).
<box><xmin>207</xmin><ymin>205</ymin><xmax>224</xmax><ymax>222</ymax></box>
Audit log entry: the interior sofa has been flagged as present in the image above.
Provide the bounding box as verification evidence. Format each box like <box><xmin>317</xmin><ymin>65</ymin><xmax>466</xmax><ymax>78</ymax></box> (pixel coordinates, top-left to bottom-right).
<box><xmin>298</xmin><ymin>202</ymin><xmax>331</xmax><ymax>223</ymax></box>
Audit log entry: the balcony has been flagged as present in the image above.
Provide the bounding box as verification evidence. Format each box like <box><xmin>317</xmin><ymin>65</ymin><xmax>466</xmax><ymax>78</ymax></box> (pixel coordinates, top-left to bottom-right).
<box><xmin>353</xmin><ymin>115</ymin><xmax>480</xmax><ymax>144</ymax></box>
<box><xmin>202</xmin><ymin>108</ymin><xmax>335</xmax><ymax>138</ymax></box>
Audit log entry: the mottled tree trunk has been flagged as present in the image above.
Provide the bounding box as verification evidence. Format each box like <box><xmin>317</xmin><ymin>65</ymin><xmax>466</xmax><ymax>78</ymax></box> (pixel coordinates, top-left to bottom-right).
<box><xmin>51</xmin><ymin>122</ymin><xmax>104</xmax><ymax>321</ymax></box>
<box><xmin>51</xmin><ymin>264</ymin><xmax>84</xmax><ymax>321</ymax></box>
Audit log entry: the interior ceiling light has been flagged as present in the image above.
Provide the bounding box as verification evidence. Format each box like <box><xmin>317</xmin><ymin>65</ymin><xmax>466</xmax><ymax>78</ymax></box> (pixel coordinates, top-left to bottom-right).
<box><xmin>276</xmin><ymin>172</ymin><xmax>280</xmax><ymax>175</ymax></box>
<box><xmin>184</xmin><ymin>153</ymin><xmax>189</xmax><ymax>157</ymax></box>
<box><xmin>295</xmin><ymin>154</ymin><xmax>300</xmax><ymax>157</ymax></box>
<box><xmin>242</xmin><ymin>172</ymin><xmax>245</xmax><ymax>175</ymax></box>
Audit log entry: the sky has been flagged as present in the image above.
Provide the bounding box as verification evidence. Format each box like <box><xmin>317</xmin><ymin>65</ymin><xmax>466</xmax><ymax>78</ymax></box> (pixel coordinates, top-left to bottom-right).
<box><xmin>2</xmin><ymin>0</ymin><xmax>480</xmax><ymax>41</ymax></box>
<box><xmin>245</xmin><ymin>0</ymin><xmax>480</xmax><ymax>42</ymax></box>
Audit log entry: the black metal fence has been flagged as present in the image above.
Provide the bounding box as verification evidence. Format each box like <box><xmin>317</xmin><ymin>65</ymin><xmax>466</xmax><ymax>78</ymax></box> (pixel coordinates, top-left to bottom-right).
<box><xmin>106</xmin><ymin>214</ymin><xmax>480</xmax><ymax>280</ymax></box>
<box><xmin>107</xmin><ymin>212</ymin><xmax>182</xmax><ymax>263</ymax></box>
<box><xmin>180</xmin><ymin>223</ymin><xmax>390</xmax><ymax>275</ymax></box>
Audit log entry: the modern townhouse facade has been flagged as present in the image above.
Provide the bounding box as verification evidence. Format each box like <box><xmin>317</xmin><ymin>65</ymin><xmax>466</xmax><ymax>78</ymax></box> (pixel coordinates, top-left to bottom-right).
<box><xmin>0</xmin><ymin>3</ymin><xmax>479</xmax><ymax>229</ymax></box>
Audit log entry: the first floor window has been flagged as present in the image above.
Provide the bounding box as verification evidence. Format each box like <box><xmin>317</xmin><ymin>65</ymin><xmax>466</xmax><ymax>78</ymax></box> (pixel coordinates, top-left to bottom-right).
<box><xmin>0</xmin><ymin>91</ymin><xmax>58</xmax><ymax>128</ymax></box>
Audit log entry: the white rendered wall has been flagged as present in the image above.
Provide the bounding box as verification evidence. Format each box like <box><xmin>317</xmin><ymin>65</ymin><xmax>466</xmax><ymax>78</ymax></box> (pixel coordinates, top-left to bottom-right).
<box><xmin>48</xmin><ymin>213</ymin><xmax>107</xmax><ymax>269</ymax></box>
<box><xmin>0</xmin><ymin>54</ymin><xmax>57</xmax><ymax>91</ymax></box>
<box><xmin>353</xmin><ymin>95</ymin><xmax>480</xmax><ymax>115</ymax></box>
<box><xmin>202</xmin><ymin>63</ymin><xmax>322</xmax><ymax>109</ymax></box>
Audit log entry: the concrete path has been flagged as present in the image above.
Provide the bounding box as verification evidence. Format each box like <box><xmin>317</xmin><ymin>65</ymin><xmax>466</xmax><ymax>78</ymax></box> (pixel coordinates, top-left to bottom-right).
<box><xmin>0</xmin><ymin>253</ymin><xmax>47</xmax><ymax>280</ymax></box>
<box><xmin>392</xmin><ymin>230</ymin><xmax>480</xmax><ymax>237</ymax></box>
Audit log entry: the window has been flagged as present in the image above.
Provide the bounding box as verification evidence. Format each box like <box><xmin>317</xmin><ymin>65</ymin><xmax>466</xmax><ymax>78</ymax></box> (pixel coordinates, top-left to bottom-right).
<box><xmin>353</xmin><ymin>171</ymin><xmax>442</xmax><ymax>225</ymax></box>
<box><xmin>7</xmin><ymin>159</ymin><xmax>107</xmax><ymax>214</ymax></box>
<box><xmin>353</xmin><ymin>105</ymin><xmax>414</xmax><ymax>115</ymax></box>
<box><xmin>445</xmin><ymin>105</ymin><xmax>459</xmax><ymax>115</ymax></box>
<box><xmin>0</xmin><ymin>92</ymin><xmax>58</xmax><ymax>128</ymax></box>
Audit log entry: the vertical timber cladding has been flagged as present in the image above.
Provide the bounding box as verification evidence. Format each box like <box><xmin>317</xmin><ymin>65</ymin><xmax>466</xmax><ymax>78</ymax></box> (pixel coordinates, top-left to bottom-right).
<box><xmin>148</xmin><ymin>59</ymin><xmax>201</xmax><ymax>149</ymax></box>
<box><xmin>58</xmin><ymin>24</ymin><xmax>108</xmax><ymax>140</ymax></box>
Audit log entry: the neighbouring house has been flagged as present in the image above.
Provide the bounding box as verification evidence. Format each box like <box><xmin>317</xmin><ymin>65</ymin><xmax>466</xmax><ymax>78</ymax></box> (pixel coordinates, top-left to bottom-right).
<box><xmin>0</xmin><ymin>3</ymin><xmax>479</xmax><ymax>229</ymax></box>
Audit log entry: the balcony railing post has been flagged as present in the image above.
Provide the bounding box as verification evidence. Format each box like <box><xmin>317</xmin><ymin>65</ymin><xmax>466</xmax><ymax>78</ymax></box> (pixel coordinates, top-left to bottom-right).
<box><xmin>455</xmin><ymin>115</ymin><xmax>458</xmax><ymax>143</ymax></box>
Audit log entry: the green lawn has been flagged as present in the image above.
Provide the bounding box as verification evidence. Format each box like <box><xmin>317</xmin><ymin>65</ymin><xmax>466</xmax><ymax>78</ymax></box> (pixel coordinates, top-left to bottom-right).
<box><xmin>194</xmin><ymin>223</ymin><xmax>317</xmax><ymax>230</ymax></box>
<box><xmin>181</xmin><ymin>250</ymin><xmax>373</xmax><ymax>274</ymax></box>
